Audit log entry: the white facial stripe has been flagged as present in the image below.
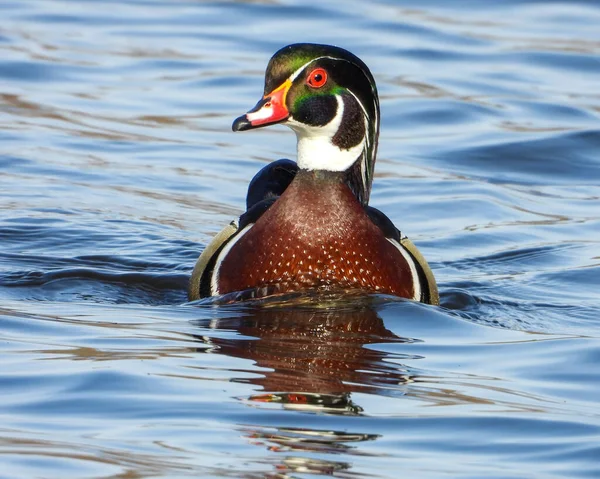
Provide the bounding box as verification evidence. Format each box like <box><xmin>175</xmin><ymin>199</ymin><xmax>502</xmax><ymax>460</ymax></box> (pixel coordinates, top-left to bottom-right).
<box><xmin>288</xmin><ymin>55</ymin><xmax>339</xmax><ymax>82</ymax></box>
<box><xmin>360</xmin><ymin>147</ymin><xmax>368</xmax><ymax>193</ymax></box>
<box><xmin>211</xmin><ymin>223</ymin><xmax>253</xmax><ymax>295</ymax></box>
<box><xmin>283</xmin><ymin>55</ymin><xmax>374</xmax><ymax>173</ymax></box>
<box><xmin>288</xmin><ymin>94</ymin><xmax>366</xmax><ymax>172</ymax></box>
<box><xmin>345</xmin><ymin>88</ymin><xmax>369</xmax><ymax>121</ymax></box>
<box><xmin>387</xmin><ymin>238</ymin><xmax>422</xmax><ymax>302</ymax></box>
<box><xmin>345</xmin><ymin>88</ymin><xmax>371</xmax><ymax>192</ymax></box>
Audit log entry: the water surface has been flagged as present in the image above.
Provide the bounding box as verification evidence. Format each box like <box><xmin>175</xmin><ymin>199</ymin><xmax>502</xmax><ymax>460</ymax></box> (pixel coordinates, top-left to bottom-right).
<box><xmin>1</xmin><ymin>0</ymin><xmax>600</xmax><ymax>477</ymax></box>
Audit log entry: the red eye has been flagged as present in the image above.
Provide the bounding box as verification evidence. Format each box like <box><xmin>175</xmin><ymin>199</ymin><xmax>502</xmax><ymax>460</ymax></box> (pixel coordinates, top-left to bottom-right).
<box><xmin>307</xmin><ymin>68</ymin><xmax>327</xmax><ymax>88</ymax></box>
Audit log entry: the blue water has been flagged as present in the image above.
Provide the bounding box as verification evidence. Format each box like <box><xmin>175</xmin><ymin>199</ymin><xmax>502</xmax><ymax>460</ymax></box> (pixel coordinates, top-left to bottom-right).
<box><xmin>1</xmin><ymin>0</ymin><xmax>600</xmax><ymax>477</ymax></box>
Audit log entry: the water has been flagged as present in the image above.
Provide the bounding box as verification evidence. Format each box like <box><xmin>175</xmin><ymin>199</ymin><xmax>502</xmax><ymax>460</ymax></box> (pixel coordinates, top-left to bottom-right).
<box><xmin>1</xmin><ymin>0</ymin><xmax>599</xmax><ymax>477</ymax></box>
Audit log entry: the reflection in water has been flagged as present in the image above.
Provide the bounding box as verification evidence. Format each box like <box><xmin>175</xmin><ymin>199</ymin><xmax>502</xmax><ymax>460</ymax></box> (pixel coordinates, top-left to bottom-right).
<box><xmin>193</xmin><ymin>297</ymin><xmax>411</xmax><ymax>477</ymax></box>
<box><xmin>242</xmin><ymin>426</ymin><xmax>378</xmax><ymax>478</ymax></box>
<box><xmin>193</xmin><ymin>296</ymin><xmax>417</xmax><ymax>410</ymax></box>
<box><xmin>1</xmin><ymin>0</ymin><xmax>599</xmax><ymax>475</ymax></box>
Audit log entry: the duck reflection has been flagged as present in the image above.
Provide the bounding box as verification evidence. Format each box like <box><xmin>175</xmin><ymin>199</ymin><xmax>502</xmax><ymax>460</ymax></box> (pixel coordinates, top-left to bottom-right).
<box><xmin>192</xmin><ymin>294</ymin><xmax>417</xmax><ymax>477</ymax></box>
<box><xmin>192</xmin><ymin>295</ymin><xmax>419</xmax><ymax>413</ymax></box>
<box><xmin>241</xmin><ymin>425</ymin><xmax>379</xmax><ymax>477</ymax></box>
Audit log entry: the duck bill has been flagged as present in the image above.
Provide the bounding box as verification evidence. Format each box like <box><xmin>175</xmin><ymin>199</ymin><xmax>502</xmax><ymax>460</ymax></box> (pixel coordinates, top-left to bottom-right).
<box><xmin>232</xmin><ymin>79</ymin><xmax>291</xmax><ymax>131</ymax></box>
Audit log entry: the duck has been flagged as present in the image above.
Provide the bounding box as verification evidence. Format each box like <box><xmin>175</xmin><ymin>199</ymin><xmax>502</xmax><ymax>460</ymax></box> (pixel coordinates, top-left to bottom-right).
<box><xmin>188</xmin><ymin>43</ymin><xmax>438</xmax><ymax>305</ymax></box>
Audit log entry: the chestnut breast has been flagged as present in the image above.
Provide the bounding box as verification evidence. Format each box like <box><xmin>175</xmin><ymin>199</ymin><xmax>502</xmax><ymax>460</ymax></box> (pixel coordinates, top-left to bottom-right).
<box><xmin>217</xmin><ymin>170</ymin><xmax>415</xmax><ymax>298</ymax></box>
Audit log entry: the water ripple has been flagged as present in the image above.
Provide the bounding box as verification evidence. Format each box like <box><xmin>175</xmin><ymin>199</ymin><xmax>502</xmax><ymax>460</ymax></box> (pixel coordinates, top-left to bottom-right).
<box><xmin>1</xmin><ymin>0</ymin><xmax>600</xmax><ymax>477</ymax></box>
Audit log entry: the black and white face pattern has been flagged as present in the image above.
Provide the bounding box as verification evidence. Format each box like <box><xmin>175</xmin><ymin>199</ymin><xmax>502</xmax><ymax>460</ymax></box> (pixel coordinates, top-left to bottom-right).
<box><xmin>283</xmin><ymin>55</ymin><xmax>379</xmax><ymax>182</ymax></box>
<box><xmin>243</xmin><ymin>44</ymin><xmax>380</xmax><ymax>205</ymax></box>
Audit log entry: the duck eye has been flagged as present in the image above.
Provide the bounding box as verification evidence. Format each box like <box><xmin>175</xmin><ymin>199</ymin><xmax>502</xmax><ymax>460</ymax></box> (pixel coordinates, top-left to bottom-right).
<box><xmin>307</xmin><ymin>68</ymin><xmax>327</xmax><ymax>88</ymax></box>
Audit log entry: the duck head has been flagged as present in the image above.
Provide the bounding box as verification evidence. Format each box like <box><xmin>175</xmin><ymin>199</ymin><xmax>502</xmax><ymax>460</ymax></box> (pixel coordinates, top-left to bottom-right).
<box><xmin>233</xmin><ymin>43</ymin><xmax>380</xmax><ymax>206</ymax></box>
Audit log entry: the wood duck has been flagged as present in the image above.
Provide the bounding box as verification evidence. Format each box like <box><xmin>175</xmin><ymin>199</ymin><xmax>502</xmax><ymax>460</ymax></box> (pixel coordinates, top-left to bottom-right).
<box><xmin>188</xmin><ymin>43</ymin><xmax>438</xmax><ymax>305</ymax></box>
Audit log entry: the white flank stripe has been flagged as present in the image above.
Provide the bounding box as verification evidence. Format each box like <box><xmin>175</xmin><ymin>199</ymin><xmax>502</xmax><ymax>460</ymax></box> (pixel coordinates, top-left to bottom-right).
<box><xmin>387</xmin><ymin>238</ymin><xmax>421</xmax><ymax>301</ymax></box>
<box><xmin>210</xmin><ymin>223</ymin><xmax>254</xmax><ymax>295</ymax></box>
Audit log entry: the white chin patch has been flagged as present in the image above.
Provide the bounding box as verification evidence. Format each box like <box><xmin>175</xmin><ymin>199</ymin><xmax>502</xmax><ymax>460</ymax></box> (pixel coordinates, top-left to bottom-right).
<box><xmin>288</xmin><ymin>95</ymin><xmax>365</xmax><ymax>172</ymax></box>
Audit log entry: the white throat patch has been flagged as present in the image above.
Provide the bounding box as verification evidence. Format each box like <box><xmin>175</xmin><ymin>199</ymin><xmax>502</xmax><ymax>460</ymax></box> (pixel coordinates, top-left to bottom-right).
<box><xmin>287</xmin><ymin>95</ymin><xmax>366</xmax><ymax>172</ymax></box>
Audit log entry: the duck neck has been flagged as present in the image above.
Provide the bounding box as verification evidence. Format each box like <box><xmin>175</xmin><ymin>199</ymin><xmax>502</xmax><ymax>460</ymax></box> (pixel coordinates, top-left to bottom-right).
<box><xmin>291</xmin><ymin>93</ymin><xmax>378</xmax><ymax>207</ymax></box>
<box><xmin>284</xmin><ymin>168</ymin><xmax>360</xmax><ymax>215</ymax></box>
